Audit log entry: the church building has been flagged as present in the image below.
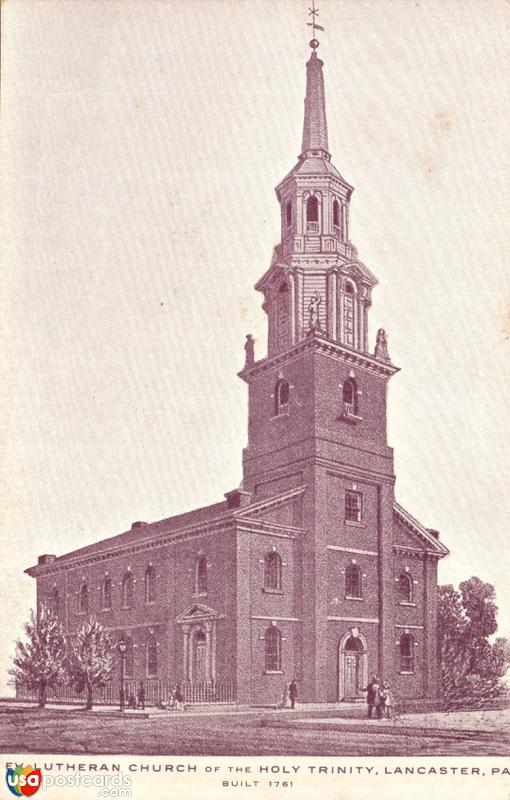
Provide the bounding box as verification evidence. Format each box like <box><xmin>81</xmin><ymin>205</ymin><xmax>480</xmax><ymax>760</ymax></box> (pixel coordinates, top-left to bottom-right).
<box><xmin>25</xmin><ymin>37</ymin><xmax>448</xmax><ymax>706</ymax></box>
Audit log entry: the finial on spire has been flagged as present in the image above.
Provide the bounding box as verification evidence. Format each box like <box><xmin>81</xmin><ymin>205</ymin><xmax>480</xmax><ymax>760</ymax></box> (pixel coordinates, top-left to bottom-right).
<box><xmin>307</xmin><ymin>0</ymin><xmax>325</xmax><ymax>50</ymax></box>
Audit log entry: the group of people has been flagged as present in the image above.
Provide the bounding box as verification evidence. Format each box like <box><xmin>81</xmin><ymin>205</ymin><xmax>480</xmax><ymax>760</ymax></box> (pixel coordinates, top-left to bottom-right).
<box><xmin>127</xmin><ymin>675</ymin><xmax>393</xmax><ymax>716</ymax></box>
<box><xmin>363</xmin><ymin>675</ymin><xmax>394</xmax><ymax>719</ymax></box>
<box><xmin>126</xmin><ymin>682</ymin><xmax>186</xmax><ymax>712</ymax></box>
<box><xmin>279</xmin><ymin>678</ymin><xmax>298</xmax><ymax>709</ymax></box>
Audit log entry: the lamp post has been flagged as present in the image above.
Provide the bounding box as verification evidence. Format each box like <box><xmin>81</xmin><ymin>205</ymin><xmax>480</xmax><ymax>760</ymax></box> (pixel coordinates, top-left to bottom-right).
<box><xmin>118</xmin><ymin>638</ymin><xmax>127</xmax><ymax>712</ymax></box>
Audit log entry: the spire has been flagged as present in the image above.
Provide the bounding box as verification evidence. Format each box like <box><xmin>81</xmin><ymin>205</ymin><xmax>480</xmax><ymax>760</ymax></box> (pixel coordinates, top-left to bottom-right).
<box><xmin>301</xmin><ymin>50</ymin><xmax>329</xmax><ymax>156</ymax></box>
<box><xmin>301</xmin><ymin>1</ymin><xmax>329</xmax><ymax>157</ymax></box>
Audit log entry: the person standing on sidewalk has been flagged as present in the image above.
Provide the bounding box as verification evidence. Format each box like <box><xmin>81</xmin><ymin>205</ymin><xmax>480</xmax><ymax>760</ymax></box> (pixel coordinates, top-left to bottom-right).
<box><xmin>174</xmin><ymin>684</ymin><xmax>184</xmax><ymax>712</ymax></box>
<box><xmin>137</xmin><ymin>682</ymin><xmax>146</xmax><ymax>711</ymax></box>
<box><xmin>362</xmin><ymin>675</ymin><xmax>378</xmax><ymax>719</ymax></box>
<box><xmin>288</xmin><ymin>678</ymin><xmax>298</xmax><ymax>709</ymax></box>
<box><xmin>373</xmin><ymin>678</ymin><xmax>383</xmax><ymax>720</ymax></box>
<box><xmin>381</xmin><ymin>681</ymin><xmax>394</xmax><ymax>719</ymax></box>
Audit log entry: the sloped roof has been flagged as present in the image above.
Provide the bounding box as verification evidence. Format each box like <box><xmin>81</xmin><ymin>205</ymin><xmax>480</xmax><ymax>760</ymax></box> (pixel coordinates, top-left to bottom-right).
<box><xmin>25</xmin><ymin>499</ymin><xmax>230</xmax><ymax>574</ymax></box>
<box><xmin>393</xmin><ymin>501</ymin><xmax>449</xmax><ymax>557</ymax></box>
<box><xmin>25</xmin><ymin>485</ymin><xmax>307</xmax><ymax>575</ymax></box>
<box><xmin>277</xmin><ymin>155</ymin><xmax>353</xmax><ymax>193</ymax></box>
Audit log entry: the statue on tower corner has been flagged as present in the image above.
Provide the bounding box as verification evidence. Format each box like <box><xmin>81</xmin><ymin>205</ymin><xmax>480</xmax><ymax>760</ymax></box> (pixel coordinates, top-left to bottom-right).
<box><xmin>374</xmin><ymin>328</ymin><xmax>391</xmax><ymax>362</ymax></box>
<box><xmin>244</xmin><ymin>334</ymin><xmax>255</xmax><ymax>369</ymax></box>
<box><xmin>307</xmin><ymin>291</ymin><xmax>322</xmax><ymax>333</ymax></box>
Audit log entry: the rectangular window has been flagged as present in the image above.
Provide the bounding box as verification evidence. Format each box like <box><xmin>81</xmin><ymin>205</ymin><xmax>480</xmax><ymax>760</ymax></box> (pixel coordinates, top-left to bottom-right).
<box><xmin>345</xmin><ymin>490</ymin><xmax>362</xmax><ymax>523</ymax></box>
<box><xmin>399</xmin><ymin>634</ymin><xmax>415</xmax><ymax>673</ymax></box>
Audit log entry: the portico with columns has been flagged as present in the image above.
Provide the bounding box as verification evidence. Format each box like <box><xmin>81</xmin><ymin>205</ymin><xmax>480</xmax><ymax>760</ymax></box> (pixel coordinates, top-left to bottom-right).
<box><xmin>176</xmin><ymin>603</ymin><xmax>221</xmax><ymax>683</ymax></box>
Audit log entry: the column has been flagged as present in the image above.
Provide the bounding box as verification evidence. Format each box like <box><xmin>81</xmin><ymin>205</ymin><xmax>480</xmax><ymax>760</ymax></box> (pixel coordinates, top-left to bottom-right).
<box><xmin>182</xmin><ymin>625</ymin><xmax>191</xmax><ymax>681</ymax></box>
<box><xmin>204</xmin><ymin>621</ymin><xmax>212</xmax><ymax>681</ymax></box>
<box><xmin>296</xmin><ymin>192</ymin><xmax>304</xmax><ymax>235</ymax></box>
<box><xmin>288</xmin><ymin>273</ymin><xmax>296</xmax><ymax>345</ymax></box>
<box><xmin>326</xmin><ymin>271</ymin><xmax>337</xmax><ymax>340</ymax></box>
<box><xmin>211</xmin><ymin>623</ymin><xmax>217</xmax><ymax>682</ymax></box>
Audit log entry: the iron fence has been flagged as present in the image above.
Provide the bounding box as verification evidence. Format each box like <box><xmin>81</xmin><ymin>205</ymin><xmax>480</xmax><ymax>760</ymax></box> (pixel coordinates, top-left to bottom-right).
<box><xmin>15</xmin><ymin>679</ymin><xmax>236</xmax><ymax>707</ymax></box>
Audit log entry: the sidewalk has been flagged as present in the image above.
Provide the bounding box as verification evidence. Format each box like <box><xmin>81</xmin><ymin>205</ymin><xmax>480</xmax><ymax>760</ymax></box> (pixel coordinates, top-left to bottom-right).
<box><xmin>2</xmin><ymin>699</ymin><xmax>507</xmax><ymax>741</ymax></box>
<box><xmin>0</xmin><ymin>698</ymin><xmax>359</xmax><ymax>719</ymax></box>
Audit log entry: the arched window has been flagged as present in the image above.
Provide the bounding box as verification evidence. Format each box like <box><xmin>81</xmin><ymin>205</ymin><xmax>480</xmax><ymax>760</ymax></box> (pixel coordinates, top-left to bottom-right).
<box><xmin>274</xmin><ymin>378</ymin><xmax>290</xmax><ymax>416</ymax></box>
<box><xmin>306</xmin><ymin>195</ymin><xmax>319</xmax><ymax>222</ymax></box>
<box><xmin>121</xmin><ymin>572</ymin><xmax>134</xmax><ymax>609</ymax></box>
<box><xmin>342</xmin><ymin>378</ymin><xmax>358</xmax><ymax>415</ymax></box>
<box><xmin>145</xmin><ymin>566</ymin><xmax>156</xmax><ymax>604</ymax></box>
<box><xmin>345</xmin><ymin>564</ymin><xmax>362</xmax><ymax>598</ymax></box>
<box><xmin>195</xmin><ymin>556</ymin><xmax>208</xmax><ymax>595</ymax></box>
<box><xmin>51</xmin><ymin>587</ymin><xmax>59</xmax><ymax>615</ymax></box>
<box><xmin>147</xmin><ymin>636</ymin><xmax>157</xmax><ymax>677</ymax></box>
<box><xmin>286</xmin><ymin>200</ymin><xmax>292</xmax><ymax>229</ymax></box>
<box><xmin>399</xmin><ymin>573</ymin><xmax>413</xmax><ymax>604</ymax></box>
<box><xmin>333</xmin><ymin>198</ymin><xmax>341</xmax><ymax>229</ymax></box>
<box><xmin>264</xmin><ymin>626</ymin><xmax>282</xmax><ymax>672</ymax></box>
<box><xmin>125</xmin><ymin>636</ymin><xmax>134</xmax><ymax>677</ymax></box>
<box><xmin>264</xmin><ymin>552</ymin><xmax>282</xmax><ymax>591</ymax></box>
<box><xmin>102</xmin><ymin>577</ymin><xmax>112</xmax><ymax>610</ymax></box>
<box><xmin>79</xmin><ymin>583</ymin><xmax>88</xmax><ymax>614</ymax></box>
<box><xmin>342</xmin><ymin>282</ymin><xmax>356</xmax><ymax>347</ymax></box>
<box><xmin>400</xmin><ymin>633</ymin><xmax>415</xmax><ymax>672</ymax></box>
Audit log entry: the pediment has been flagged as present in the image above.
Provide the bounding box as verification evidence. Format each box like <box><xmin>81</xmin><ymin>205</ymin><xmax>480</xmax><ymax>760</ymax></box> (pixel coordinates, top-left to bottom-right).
<box><xmin>255</xmin><ymin>262</ymin><xmax>288</xmax><ymax>293</ymax></box>
<box><xmin>176</xmin><ymin>602</ymin><xmax>220</xmax><ymax>624</ymax></box>
<box><xmin>394</xmin><ymin>514</ymin><xmax>427</xmax><ymax>552</ymax></box>
<box><xmin>393</xmin><ymin>502</ymin><xmax>449</xmax><ymax>557</ymax></box>
<box><xmin>333</xmin><ymin>260</ymin><xmax>377</xmax><ymax>288</ymax></box>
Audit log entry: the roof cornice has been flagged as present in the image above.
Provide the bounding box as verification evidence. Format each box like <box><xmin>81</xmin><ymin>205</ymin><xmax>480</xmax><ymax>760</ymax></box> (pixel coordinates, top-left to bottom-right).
<box><xmin>239</xmin><ymin>332</ymin><xmax>399</xmax><ymax>383</ymax></box>
<box><xmin>25</xmin><ymin>486</ymin><xmax>308</xmax><ymax>578</ymax></box>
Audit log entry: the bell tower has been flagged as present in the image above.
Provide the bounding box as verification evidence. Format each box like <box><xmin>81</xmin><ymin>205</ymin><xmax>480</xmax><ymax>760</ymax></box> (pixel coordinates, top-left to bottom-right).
<box><xmin>240</xmin><ymin>32</ymin><xmax>398</xmax><ymax>484</ymax></box>
<box><xmin>238</xmin><ymin>27</ymin><xmax>400</xmax><ymax>702</ymax></box>
<box><xmin>258</xmin><ymin>44</ymin><xmax>378</xmax><ymax>359</ymax></box>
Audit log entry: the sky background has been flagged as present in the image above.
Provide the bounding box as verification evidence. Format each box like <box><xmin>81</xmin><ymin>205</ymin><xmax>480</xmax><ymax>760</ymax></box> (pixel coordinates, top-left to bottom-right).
<box><xmin>1</xmin><ymin>0</ymin><xmax>510</xmax><ymax>696</ymax></box>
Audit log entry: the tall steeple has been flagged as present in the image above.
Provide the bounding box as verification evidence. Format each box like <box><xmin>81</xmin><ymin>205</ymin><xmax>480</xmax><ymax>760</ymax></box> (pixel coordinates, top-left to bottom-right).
<box><xmin>250</xmin><ymin>32</ymin><xmax>382</xmax><ymax>361</ymax></box>
<box><xmin>301</xmin><ymin>50</ymin><xmax>329</xmax><ymax>158</ymax></box>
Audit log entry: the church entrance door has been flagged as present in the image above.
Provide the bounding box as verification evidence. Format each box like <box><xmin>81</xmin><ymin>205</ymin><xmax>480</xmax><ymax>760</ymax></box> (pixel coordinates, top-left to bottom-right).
<box><xmin>344</xmin><ymin>651</ymin><xmax>359</xmax><ymax>698</ymax></box>
<box><xmin>193</xmin><ymin>629</ymin><xmax>207</xmax><ymax>681</ymax></box>
<box><xmin>338</xmin><ymin>632</ymin><xmax>368</xmax><ymax>701</ymax></box>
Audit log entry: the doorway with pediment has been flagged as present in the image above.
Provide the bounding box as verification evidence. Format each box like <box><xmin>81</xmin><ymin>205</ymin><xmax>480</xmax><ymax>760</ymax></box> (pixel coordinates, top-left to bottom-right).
<box><xmin>176</xmin><ymin>602</ymin><xmax>220</xmax><ymax>682</ymax></box>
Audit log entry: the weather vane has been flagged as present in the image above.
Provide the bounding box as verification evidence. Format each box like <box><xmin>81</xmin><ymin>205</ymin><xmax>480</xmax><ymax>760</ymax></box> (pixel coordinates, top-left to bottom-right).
<box><xmin>307</xmin><ymin>0</ymin><xmax>325</xmax><ymax>50</ymax></box>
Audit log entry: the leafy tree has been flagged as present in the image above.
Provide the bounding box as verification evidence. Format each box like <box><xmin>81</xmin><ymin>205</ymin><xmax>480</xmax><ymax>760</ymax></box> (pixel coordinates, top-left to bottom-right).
<box><xmin>437</xmin><ymin>576</ymin><xmax>510</xmax><ymax>709</ymax></box>
<box><xmin>10</xmin><ymin>605</ymin><xmax>67</xmax><ymax>708</ymax></box>
<box><xmin>67</xmin><ymin>619</ymin><xmax>113</xmax><ymax>709</ymax></box>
